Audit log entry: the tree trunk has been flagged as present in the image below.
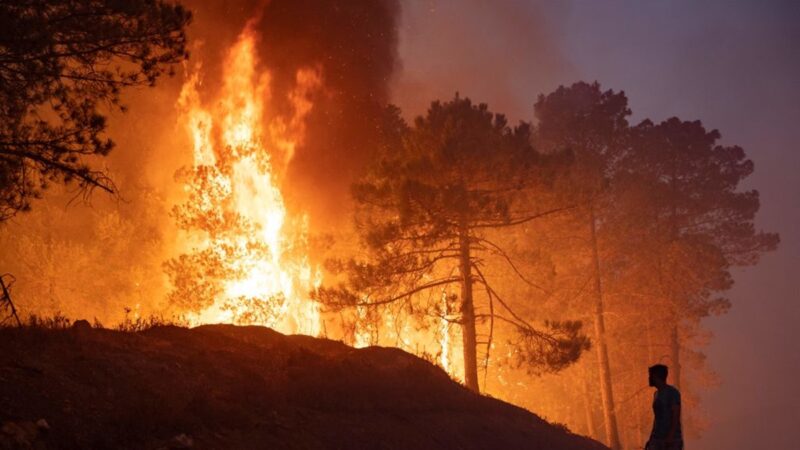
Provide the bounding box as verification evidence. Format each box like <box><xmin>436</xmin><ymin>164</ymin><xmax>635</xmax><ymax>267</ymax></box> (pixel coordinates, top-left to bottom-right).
<box><xmin>670</xmin><ymin>322</ymin><xmax>681</xmax><ymax>389</ymax></box>
<box><xmin>582</xmin><ymin>372</ymin><xmax>597</xmax><ymax>439</ymax></box>
<box><xmin>459</xmin><ymin>225</ymin><xmax>480</xmax><ymax>393</ymax></box>
<box><xmin>589</xmin><ymin>208</ymin><xmax>622</xmax><ymax>450</ymax></box>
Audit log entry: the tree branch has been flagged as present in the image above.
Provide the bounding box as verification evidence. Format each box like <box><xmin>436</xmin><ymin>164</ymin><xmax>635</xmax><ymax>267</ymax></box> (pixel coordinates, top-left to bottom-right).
<box><xmin>359</xmin><ymin>276</ymin><xmax>461</xmax><ymax>307</ymax></box>
<box><xmin>476</xmin><ymin>236</ymin><xmax>551</xmax><ymax>294</ymax></box>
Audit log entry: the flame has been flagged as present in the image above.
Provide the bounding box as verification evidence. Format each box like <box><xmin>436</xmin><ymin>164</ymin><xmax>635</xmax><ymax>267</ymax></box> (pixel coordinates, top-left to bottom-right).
<box><xmin>174</xmin><ymin>28</ymin><xmax>321</xmax><ymax>335</ymax></box>
<box><xmin>439</xmin><ymin>288</ymin><xmax>450</xmax><ymax>372</ymax></box>
<box><xmin>171</xmin><ymin>26</ymin><xmax>465</xmax><ymax>383</ymax></box>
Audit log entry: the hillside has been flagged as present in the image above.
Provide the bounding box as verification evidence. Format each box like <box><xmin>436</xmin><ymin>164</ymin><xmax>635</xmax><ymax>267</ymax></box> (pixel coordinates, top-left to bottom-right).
<box><xmin>0</xmin><ymin>323</ymin><xmax>608</xmax><ymax>449</ymax></box>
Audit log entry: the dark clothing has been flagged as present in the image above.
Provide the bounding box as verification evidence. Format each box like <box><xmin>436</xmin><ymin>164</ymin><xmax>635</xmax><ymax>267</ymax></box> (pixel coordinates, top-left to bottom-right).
<box><xmin>646</xmin><ymin>441</ymin><xmax>683</xmax><ymax>450</ymax></box>
<box><xmin>650</xmin><ymin>384</ymin><xmax>683</xmax><ymax>444</ymax></box>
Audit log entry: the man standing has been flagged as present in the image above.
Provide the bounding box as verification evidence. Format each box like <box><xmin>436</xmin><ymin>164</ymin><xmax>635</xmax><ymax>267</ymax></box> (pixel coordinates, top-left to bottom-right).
<box><xmin>646</xmin><ymin>364</ymin><xmax>683</xmax><ymax>450</ymax></box>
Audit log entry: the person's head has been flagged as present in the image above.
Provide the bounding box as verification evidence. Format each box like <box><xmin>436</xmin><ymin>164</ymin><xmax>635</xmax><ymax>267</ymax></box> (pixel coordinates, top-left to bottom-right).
<box><xmin>648</xmin><ymin>364</ymin><xmax>669</xmax><ymax>387</ymax></box>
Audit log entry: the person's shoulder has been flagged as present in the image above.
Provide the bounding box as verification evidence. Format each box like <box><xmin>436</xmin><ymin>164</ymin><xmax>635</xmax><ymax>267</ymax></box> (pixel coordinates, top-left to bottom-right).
<box><xmin>667</xmin><ymin>385</ymin><xmax>682</xmax><ymax>402</ymax></box>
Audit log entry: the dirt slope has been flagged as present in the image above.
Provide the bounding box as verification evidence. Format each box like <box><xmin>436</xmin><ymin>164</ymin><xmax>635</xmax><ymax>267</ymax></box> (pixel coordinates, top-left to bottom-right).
<box><xmin>0</xmin><ymin>324</ymin><xmax>608</xmax><ymax>449</ymax></box>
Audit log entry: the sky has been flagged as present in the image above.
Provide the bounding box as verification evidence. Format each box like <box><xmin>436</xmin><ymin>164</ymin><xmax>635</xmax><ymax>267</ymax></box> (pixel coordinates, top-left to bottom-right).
<box><xmin>394</xmin><ymin>1</ymin><xmax>799</xmax><ymax>448</ymax></box>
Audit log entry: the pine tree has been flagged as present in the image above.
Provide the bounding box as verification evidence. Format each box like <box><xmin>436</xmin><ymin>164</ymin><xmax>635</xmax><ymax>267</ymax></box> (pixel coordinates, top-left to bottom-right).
<box><xmin>625</xmin><ymin>118</ymin><xmax>779</xmax><ymax>389</ymax></box>
<box><xmin>316</xmin><ymin>98</ymin><xmax>589</xmax><ymax>392</ymax></box>
<box><xmin>532</xmin><ymin>81</ymin><xmax>631</xmax><ymax>450</ymax></box>
<box><xmin>0</xmin><ymin>0</ymin><xmax>191</xmax><ymax>219</ymax></box>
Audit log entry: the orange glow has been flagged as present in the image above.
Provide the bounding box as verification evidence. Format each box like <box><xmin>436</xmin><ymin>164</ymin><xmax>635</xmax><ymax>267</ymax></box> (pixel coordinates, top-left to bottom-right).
<box><xmin>175</xmin><ymin>28</ymin><xmax>321</xmax><ymax>335</ymax></box>
<box><xmin>172</xmin><ymin>25</ymin><xmax>464</xmax><ymax>383</ymax></box>
<box><xmin>439</xmin><ymin>288</ymin><xmax>451</xmax><ymax>372</ymax></box>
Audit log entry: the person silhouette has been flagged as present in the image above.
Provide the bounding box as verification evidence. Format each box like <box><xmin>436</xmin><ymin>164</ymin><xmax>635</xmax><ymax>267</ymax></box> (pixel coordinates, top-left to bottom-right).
<box><xmin>646</xmin><ymin>364</ymin><xmax>683</xmax><ymax>450</ymax></box>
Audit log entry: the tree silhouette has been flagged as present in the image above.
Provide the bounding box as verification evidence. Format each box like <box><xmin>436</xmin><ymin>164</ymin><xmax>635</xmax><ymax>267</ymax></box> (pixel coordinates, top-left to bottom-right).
<box><xmin>316</xmin><ymin>98</ymin><xmax>589</xmax><ymax>392</ymax></box>
<box><xmin>520</xmin><ymin>84</ymin><xmax>779</xmax><ymax>447</ymax></box>
<box><xmin>624</xmin><ymin>117</ymin><xmax>779</xmax><ymax>388</ymax></box>
<box><xmin>532</xmin><ymin>81</ymin><xmax>630</xmax><ymax>450</ymax></box>
<box><xmin>0</xmin><ymin>0</ymin><xmax>191</xmax><ymax>220</ymax></box>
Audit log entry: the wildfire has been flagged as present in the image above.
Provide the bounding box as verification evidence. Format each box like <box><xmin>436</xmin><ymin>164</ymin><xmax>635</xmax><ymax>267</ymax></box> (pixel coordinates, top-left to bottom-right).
<box><xmin>173</xmin><ymin>27</ymin><xmax>321</xmax><ymax>335</ymax></box>
<box><xmin>439</xmin><ymin>288</ymin><xmax>451</xmax><ymax>372</ymax></box>
<box><xmin>169</xmin><ymin>25</ymin><xmax>462</xmax><ymax>381</ymax></box>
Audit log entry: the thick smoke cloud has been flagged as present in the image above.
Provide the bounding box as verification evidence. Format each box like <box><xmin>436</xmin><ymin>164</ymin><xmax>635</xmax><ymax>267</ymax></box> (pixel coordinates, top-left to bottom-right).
<box><xmin>186</xmin><ymin>0</ymin><xmax>401</xmax><ymax>227</ymax></box>
<box><xmin>392</xmin><ymin>0</ymin><xmax>575</xmax><ymax>123</ymax></box>
<box><xmin>259</xmin><ymin>0</ymin><xmax>399</xmax><ymax>225</ymax></box>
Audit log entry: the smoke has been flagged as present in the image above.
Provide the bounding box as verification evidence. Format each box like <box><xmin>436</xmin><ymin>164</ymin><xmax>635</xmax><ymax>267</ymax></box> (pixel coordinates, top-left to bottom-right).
<box><xmin>392</xmin><ymin>0</ymin><xmax>575</xmax><ymax>123</ymax></box>
<box><xmin>182</xmin><ymin>0</ymin><xmax>401</xmax><ymax>227</ymax></box>
<box><xmin>0</xmin><ymin>0</ymin><xmax>401</xmax><ymax>322</ymax></box>
<box><xmin>2</xmin><ymin>0</ymin><xmax>576</xmax><ymax>322</ymax></box>
<box><xmin>259</xmin><ymin>0</ymin><xmax>399</xmax><ymax>225</ymax></box>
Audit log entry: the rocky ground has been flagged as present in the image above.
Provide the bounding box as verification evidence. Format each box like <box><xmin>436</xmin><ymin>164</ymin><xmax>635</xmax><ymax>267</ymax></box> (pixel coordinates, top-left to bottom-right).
<box><xmin>0</xmin><ymin>323</ymin><xmax>608</xmax><ymax>449</ymax></box>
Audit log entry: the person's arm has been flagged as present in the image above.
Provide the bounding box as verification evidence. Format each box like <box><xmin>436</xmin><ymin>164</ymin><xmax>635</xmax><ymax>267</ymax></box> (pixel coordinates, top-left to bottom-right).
<box><xmin>665</xmin><ymin>393</ymin><xmax>681</xmax><ymax>443</ymax></box>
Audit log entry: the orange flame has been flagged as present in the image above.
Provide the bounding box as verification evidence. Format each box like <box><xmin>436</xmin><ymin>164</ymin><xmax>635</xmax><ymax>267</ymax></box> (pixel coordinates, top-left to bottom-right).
<box><xmin>171</xmin><ymin>26</ymin><xmax>463</xmax><ymax>383</ymax></box>
<box><xmin>175</xmin><ymin>28</ymin><xmax>321</xmax><ymax>335</ymax></box>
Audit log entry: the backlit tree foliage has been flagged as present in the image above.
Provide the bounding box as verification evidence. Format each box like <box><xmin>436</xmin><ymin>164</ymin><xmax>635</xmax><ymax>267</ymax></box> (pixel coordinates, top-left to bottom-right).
<box><xmin>0</xmin><ymin>0</ymin><xmax>191</xmax><ymax>219</ymax></box>
<box><xmin>316</xmin><ymin>98</ymin><xmax>590</xmax><ymax>392</ymax></box>
<box><xmin>496</xmin><ymin>83</ymin><xmax>778</xmax><ymax>448</ymax></box>
<box><xmin>317</xmin><ymin>84</ymin><xmax>777</xmax><ymax>447</ymax></box>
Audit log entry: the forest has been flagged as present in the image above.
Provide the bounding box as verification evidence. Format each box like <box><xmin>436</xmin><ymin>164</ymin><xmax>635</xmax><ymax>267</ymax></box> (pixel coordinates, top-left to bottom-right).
<box><xmin>0</xmin><ymin>1</ymin><xmax>781</xmax><ymax>450</ymax></box>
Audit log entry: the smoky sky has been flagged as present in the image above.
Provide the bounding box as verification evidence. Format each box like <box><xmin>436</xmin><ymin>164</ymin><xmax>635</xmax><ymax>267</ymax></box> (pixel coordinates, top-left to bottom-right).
<box><xmin>182</xmin><ymin>0</ymin><xmax>400</xmax><ymax>227</ymax></box>
<box><xmin>393</xmin><ymin>0</ymin><xmax>575</xmax><ymax>123</ymax></box>
<box><xmin>259</xmin><ymin>0</ymin><xmax>399</xmax><ymax>225</ymax></box>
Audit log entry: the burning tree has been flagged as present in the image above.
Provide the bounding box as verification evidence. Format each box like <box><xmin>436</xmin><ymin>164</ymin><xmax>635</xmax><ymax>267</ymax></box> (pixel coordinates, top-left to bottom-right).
<box><xmin>316</xmin><ymin>96</ymin><xmax>590</xmax><ymax>392</ymax></box>
<box><xmin>0</xmin><ymin>0</ymin><xmax>191</xmax><ymax>220</ymax></box>
<box><xmin>164</xmin><ymin>28</ymin><xmax>322</xmax><ymax>333</ymax></box>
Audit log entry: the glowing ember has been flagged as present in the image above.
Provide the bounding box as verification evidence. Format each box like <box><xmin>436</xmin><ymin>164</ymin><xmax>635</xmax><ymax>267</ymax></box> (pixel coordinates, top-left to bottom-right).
<box><xmin>171</xmin><ymin>27</ymin><xmax>321</xmax><ymax>335</ymax></box>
